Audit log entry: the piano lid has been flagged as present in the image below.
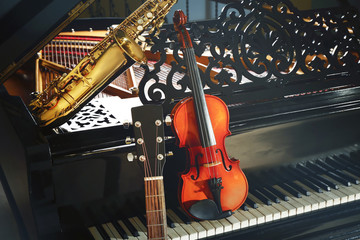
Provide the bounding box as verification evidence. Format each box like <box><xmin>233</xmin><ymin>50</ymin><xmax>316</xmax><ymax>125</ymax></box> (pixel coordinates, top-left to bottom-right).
<box><xmin>0</xmin><ymin>0</ymin><xmax>94</xmax><ymax>84</ymax></box>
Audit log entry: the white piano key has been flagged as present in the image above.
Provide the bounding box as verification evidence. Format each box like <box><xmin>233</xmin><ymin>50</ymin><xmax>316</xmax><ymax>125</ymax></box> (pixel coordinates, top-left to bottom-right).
<box><xmin>270</xmin><ymin>202</ymin><xmax>289</xmax><ymax>218</ymax></box>
<box><xmin>245</xmin><ymin>205</ymin><xmax>265</xmax><ymax>224</ymax></box>
<box><xmin>225</xmin><ymin>215</ymin><xmax>241</xmax><ymax>230</ymax></box>
<box><xmin>348</xmin><ymin>182</ymin><xmax>360</xmax><ymax>200</ymax></box>
<box><xmin>167</xmin><ymin>209</ymin><xmax>197</xmax><ymax>240</ymax></box>
<box><xmin>105</xmin><ymin>223</ymin><xmax>122</xmax><ymax>240</ymax></box>
<box><xmin>268</xmin><ymin>187</ymin><xmax>297</xmax><ymax>217</ymax></box>
<box><xmin>88</xmin><ymin>226</ymin><xmax>104</xmax><ymax>240</ymax></box>
<box><xmin>218</xmin><ymin>218</ymin><xmax>233</xmax><ymax>232</ymax></box>
<box><xmin>232</xmin><ymin>210</ymin><xmax>250</xmax><ymax>228</ymax></box>
<box><xmin>198</xmin><ymin>220</ymin><xmax>216</xmax><ymax>237</ymax></box>
<box><xmin>276</xmin><ymin>200</ymin><xmax>297</xmax><ymax>217</ymax></box>
<box><xmin>247</xmin><ymin>193</ymin><xmax>278</xmax><ymax>221</ymax></box>
<box><xmin>342</xmin><ymin>171</ymin><xmax>360</xmax><ymax>199</ymax></box>
<box><xmin>167</xmin><ymin>227</ymin><xmax>181</xmax><ymax>240</ymax></box>
<box><xmin>117</xmin><ymin>220</ymin><xmax>138</xmax><ymax>240</ymax></box>
<box><xmin>272</xmin><ymin>185</ymin><xmax>305</xmax><ymax>214</ymax></box>
<box><xmin>320</xmin><ymin>175</ymin><xmax>350</xmax><ymax>203</ymax></box>
<box><xmin>173</xmin><ymin>208</ymin><xmax>206</xmax><ymax>239</ymax></box>
<box><xmin>294</xmin><ymin>181</ymin><xmax>335</xmax><ymax>209</ymax></box>
<box><xmin>309</xmin><ymin>189</ymin><xmax>334</xmax><ymax>208</ymax></box>
<box><xmin>293</xmin><ymin>182</ymin><xmax>321</xmax><ymax>210</ymax></box>
<box><xmin>101</xmin><ymin>223</ymin><xmax>117</xmax><ymax>240</ymax></box>
<box><xmin>207</xmin><ymin>219</ymin><xmax>224</xmax><ymax>235</ymax></box>
<box><xmin>128</xmin><ymin>217</ymin><xmax>147</xmax><ymax>240</ymax></box>
<box><xmin>186</xmin><ymin>221</ymin><xmax>207</xmax><ymax>239</ymax></box>
<box><xmin>166</xmin><ymin>210</ymin><xmax>190</xmax><ymax>240</ymax></box>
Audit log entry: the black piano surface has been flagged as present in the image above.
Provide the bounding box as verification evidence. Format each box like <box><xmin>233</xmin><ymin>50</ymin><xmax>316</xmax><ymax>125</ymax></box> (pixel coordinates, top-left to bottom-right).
<box><xmin>1</xmin><ymin>0</ymin><xmax>360</xmax><ymax>239</ymax></box>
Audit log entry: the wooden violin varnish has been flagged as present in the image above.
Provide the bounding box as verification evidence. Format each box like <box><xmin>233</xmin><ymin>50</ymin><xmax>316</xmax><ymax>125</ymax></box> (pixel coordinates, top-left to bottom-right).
<box><xmin>171</xmin><ymin>10</ymin><xmax>248</xmax><ymax>220</ymax></box>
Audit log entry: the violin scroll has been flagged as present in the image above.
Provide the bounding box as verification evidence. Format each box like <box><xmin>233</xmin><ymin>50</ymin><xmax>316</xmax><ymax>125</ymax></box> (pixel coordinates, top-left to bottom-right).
<box><xmin>173</xmin><ymin>10</ymin><xmax>193</xmax><ymax>48</ymax></box>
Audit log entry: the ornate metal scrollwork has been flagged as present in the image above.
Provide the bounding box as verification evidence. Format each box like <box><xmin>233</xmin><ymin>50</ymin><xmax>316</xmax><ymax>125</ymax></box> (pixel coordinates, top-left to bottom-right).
<box><xmin>139</xmin><ymin>0</ymin><xmax>360</xmax><ymax>114</ymax></box>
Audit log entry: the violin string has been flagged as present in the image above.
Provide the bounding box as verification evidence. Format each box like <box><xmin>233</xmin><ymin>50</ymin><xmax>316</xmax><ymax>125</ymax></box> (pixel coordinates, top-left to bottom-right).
<box><xmin>184</xmin><ymin>46</ymin><xmax>218</xmax><ymax>181</ymax></box>
<box><xmin>185</xmin><ymin>48</ymin><xmax>217</xmax><ymax>181</ymax></box>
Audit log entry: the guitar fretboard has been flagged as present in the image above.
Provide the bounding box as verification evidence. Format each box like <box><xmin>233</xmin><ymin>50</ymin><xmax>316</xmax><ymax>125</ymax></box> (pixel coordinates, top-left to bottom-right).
<box><xmin>144</xmin><ymin>176</ymin><xmax>167</xmax><ymax>239</ymax></box>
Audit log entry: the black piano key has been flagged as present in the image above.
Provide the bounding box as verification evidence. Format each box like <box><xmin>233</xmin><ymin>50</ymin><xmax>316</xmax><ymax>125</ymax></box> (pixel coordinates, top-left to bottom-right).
<box><xmin>326</xmin><ymin>156</ymin><xmax>346</xmax><ymax>169</ymax></box>
<box><xmin>112</xmin><ymin>221</ymin><xmax>128</xmax><ymax>239</ymax></box>
<box><xmin>251</xmin><ymin>189</ymin><xmax>272</xmax><ymax>205</ymax></box>
<box><xmin>96</xmin><ymin>225</ymin><xmax>111</xmax><ymax>240</ymax></box>
<box><xmin>172</xmin><ymin>207</ymin><xmax>191</xmax><ymax>224</ymax></box>
<box><xmin>264</xmin><ymin>169</ymin><xmax>303</xmax><ymax>197</ymax></box>
<box><xmin>138</xmin><ymin>214</ymin><xmax>149</xmax><ymax>230</ymax></box>
<box><xmin>307</xmin><ymin>161</ymin><xmax>349</xmax><ymax>186</ymax></box>
<box><xmin>328</xmin><ymin>171</ymin><xmax>352</xmax><ymax>186</ymax></box>
<box><xmin>287</xmin><ymin>167</ymin><xmax>322</xmax><ymax>193</ymax></box>
<box><xmin>349</xmin><ymin>151</ymin><xmax>360</xmax><ymax>164</ymax></box>
<box><xmin>260</xmin><ymin>186</ymin><xmax>281</xmax><ymax>203</ymax></box>
<box><xmin>336</xmin><ymin>154</ymin><xmax>360</xmax><ymax>172</ymax></box>
<box><xmin>297</xmin><ymin>164</ymin><xmax>338</xmax><ymax>190</ymax></box>
<box><xmin>317</xmin><ymin>161</ymin><xmax>352</xmax><ymax>186</ymax></box>
<box><xmin>247</xmin><ymin>174</ymin><xmax>280</xmax><ymax>203</ymax></box>
<box><xmin>122</xmin><ymin>218</ymin><xmax>139</xmax><ymax>237</ymax></box>
<box><xmin>245</xmin><ymin>198</ymin><xmax>258</xmax><ymax>209</ymax></box>
<box><xmin>321</xmin><ymin>159</ymin><xmax>359</xmax><ymax>184</ymax></box>
<box><xmin>332</xmin><ymin>155</ymin><xmax>360</xmax><ymax>177</ymax></box>
<box><xmin>167</xmin><ymin>215</ymin><xmax>175</xmax><ymax>228</ymax></box>
<box><xmin>287</xmin><ymin>181</ymin><xmax>310</xmax><ymax>196</ymax></box>
<box><xmin>264</xmin><ymin>184</ymin><xmax>289</xmax><ymax>201</ymax></box>
<box><xmin>241</xmin><ymin>204</ymin><xmax>249</xmax><ymax>211</ymax></box>
<box><xmin>279</xmin><ymin>182</ymin><xmax>302</xmax><ymax>198</ymax></box>
<box><xmin>296</xmin><ymin>167</ymin><xmax>330</xmax><ymax>191</ymax></box>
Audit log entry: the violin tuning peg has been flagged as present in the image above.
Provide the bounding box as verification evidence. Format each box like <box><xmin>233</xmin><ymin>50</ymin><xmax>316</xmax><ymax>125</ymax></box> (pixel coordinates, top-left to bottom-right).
<box><xmin>123</xmin><ymin>120</ymin><xmax>131</xmax><ymax>129</ymax></box>
<box><xmin>165</xmin><ymin>115</ymin><xmax>172</xmax><ymax>126</ymax></box>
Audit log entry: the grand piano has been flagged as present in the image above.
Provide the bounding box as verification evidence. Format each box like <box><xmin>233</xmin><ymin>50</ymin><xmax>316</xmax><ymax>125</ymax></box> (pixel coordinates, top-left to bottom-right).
<box><xmin>1</xmin><ymin>0</ymin><xmax>360</xmax><ymax>239</ymax></box>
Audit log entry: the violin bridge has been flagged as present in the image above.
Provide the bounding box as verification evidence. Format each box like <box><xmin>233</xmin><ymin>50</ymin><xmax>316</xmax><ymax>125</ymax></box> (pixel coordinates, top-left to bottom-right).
<box><xmin>202</xmin><ymin>161</ymin><xmax>221</xmax><ymax>168</ymax></box>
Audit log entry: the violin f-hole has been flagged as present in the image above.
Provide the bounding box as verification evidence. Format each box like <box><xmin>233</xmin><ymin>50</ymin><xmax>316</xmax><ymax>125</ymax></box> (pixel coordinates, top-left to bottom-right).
<box><xmin>191</xmin><ymin>153</ymin><xmax>202</xmax><ymax>180</ymax></box>
<box><xmin>216</xmin><ymin>148</ymin><xmax>232</xmax><ymax>171</ymax></box>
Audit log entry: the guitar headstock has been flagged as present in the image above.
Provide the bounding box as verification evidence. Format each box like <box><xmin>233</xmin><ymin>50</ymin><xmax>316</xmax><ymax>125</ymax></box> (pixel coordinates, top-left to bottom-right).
<box><xmin>131</xmin><ymin>105</ymin><xmax>166</xmax><ymax>177</ymax></box>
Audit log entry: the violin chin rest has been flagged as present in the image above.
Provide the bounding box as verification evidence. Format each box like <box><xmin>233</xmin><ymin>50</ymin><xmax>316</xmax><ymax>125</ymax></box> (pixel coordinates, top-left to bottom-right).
<box><xmin>188</xmin><ymin>199</ymin><xmax>233</xmax><ymax>220</ymax></box>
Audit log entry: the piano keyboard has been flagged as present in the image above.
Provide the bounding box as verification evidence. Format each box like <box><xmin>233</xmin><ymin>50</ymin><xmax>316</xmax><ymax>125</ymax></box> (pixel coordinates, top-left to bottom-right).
<box><xmin>87</xmin><ymin>151</ymin><xmax>360</xmax><ymax>240</ymax></box>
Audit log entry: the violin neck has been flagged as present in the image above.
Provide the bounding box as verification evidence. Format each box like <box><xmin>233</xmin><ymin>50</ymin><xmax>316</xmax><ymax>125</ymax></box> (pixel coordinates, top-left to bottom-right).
<box><xmin>144</xmin><ymin>176</ymin><xmax>167</xmax><ymax>239</ymax></box>
<box><xmin>183</xmin><ymin>47</ymin><xmax>217</xmax><ymax>148</ymax></box>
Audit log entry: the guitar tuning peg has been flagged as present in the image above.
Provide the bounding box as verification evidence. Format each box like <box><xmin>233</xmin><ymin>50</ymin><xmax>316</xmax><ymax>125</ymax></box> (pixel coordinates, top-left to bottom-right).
<box><xmin>125</xmin><ymin>136</ymin><xmax>134</xmax><ymax>144</ymax></box>
<box><xmin>165</xmin><ymin>115</ymin><xmax>172</xmax><ymax>126</ymax></box>
<box><xmin>127</xmin><ymin>152</ymin><xmax>137</xmax><ymax>162</ymax></box>
<box><xmin>166</xmin><ymin>151</ymin><xmax>173</xmax><ymax>157</ymax></box>
<box><xmin>123</xmin><ymin>120</ymin><xmax>131</xmax><ymax>129</ymax></box>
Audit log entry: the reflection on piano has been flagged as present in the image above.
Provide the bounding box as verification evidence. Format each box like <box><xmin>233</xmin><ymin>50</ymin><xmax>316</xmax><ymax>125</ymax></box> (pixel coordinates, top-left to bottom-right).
<box><xmin>1</xmin><ymin>0</ymin><xmax>360</xmax><ymax>240</ymax></box>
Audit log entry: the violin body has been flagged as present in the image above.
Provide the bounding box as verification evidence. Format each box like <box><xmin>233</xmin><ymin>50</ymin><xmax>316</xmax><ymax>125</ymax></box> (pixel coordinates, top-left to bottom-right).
<box><xmin>172</xmin><ymin>94</ymin><xmax>248</xmax><ymax>218</ymax></box>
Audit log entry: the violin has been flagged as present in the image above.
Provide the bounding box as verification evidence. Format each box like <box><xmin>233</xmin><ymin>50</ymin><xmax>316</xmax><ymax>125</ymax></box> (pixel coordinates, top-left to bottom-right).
<box><xmin>171</xmin><ymin>10</ymin><xmax>248</xmax><ymax>220</ymax></box>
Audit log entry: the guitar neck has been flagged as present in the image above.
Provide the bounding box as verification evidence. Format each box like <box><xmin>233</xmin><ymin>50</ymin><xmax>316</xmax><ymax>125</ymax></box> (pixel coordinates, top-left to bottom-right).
<box><xmin>144</xmin><ymin>176</ymin><xmax>167</xmax><ymax>239</ymax></box>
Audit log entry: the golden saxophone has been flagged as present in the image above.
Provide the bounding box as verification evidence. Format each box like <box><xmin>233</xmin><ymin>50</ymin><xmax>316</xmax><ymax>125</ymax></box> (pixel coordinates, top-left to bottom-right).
<box><xmin>29</xmin><ymin>0</ymin><xmax>177</xmax><ymax>128</ymax></box>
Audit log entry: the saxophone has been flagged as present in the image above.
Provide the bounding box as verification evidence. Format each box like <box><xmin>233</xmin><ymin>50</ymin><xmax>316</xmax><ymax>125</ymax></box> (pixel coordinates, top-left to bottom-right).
<box><xmin>29</xmin><ymin>0</ymin><xmax>177</xmax><ymax>128</ymax></box>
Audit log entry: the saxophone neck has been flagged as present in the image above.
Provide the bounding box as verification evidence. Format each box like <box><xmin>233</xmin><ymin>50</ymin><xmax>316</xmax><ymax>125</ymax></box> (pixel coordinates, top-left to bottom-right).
<box><xmin>115</xmin><ymin>0</ymin><xmax>178</xmax><ymax>39</ymax></box>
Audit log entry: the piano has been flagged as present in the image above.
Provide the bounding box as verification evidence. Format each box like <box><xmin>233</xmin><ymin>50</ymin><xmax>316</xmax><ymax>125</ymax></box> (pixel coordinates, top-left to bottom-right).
<box><xmin>1</xmin><ymin>0</ymin><xmax>360</xmax><ymax>239</ymax></box>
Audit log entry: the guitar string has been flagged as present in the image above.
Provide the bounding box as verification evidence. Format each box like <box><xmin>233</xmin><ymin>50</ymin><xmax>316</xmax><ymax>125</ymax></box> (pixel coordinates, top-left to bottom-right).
<box><xmin>139</xmin><ymin>121</ymin><xmax>165</xmax><ymax>237</ymax></box>
<box><xmin>138</xmin><ymin>124</ymin><xmax>155</xmax><ymax>237</ymax></box>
